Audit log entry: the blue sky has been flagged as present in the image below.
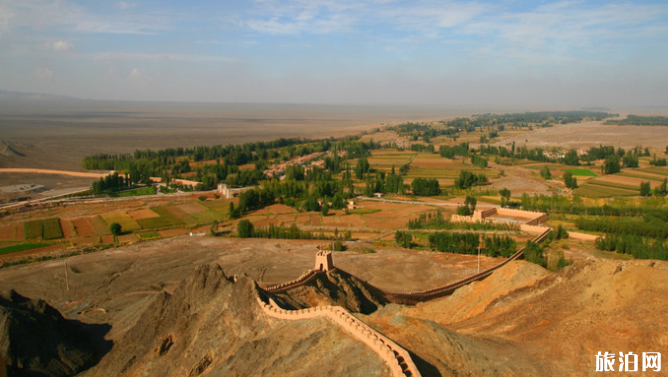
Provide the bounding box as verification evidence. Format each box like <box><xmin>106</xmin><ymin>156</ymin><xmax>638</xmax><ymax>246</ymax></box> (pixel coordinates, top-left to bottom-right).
<box><xmin>0</xmin><ymin>0</ymin><xmax>667</xmax><ymax>107</ymax></box>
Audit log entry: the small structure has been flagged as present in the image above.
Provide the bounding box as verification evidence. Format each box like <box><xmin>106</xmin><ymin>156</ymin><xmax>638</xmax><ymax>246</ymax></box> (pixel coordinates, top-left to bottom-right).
<box><xmin>374</xmin><ymin>193</ymin><xmax>385</xmax><ymax>198</ymax></box>
<box><xmin>314</xmin><ymin>250</ymin><xmax>334</xmax><ymax>272</ymax></box>
<box><xmin>218</xmin><ymin>183</ymin><xmax>254</xmax><ymax>199</ymax></box>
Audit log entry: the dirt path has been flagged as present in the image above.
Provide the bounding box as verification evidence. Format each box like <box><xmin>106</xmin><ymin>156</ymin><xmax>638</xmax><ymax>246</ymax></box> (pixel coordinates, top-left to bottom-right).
<box><xmin>0</xmin><ymin>168</ymin><xmax>112</xmax><ymax>178</ymax></box>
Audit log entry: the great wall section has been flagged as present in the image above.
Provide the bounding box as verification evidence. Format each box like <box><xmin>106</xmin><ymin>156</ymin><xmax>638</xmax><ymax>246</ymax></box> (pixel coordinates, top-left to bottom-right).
<box><xmin>251</xmin><ymin>208</ymin><xmax>570</xmax><ymax>377</ymax></box>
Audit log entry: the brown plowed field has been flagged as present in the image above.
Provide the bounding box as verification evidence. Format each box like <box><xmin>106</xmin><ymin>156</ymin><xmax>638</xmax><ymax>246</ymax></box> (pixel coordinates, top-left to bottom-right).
<box><xmin>177</xmin><ymin>203</ymin><xmax>207</xmax><ymax>214</ymax></box>
<box><xmin>72</xmin><ymin>218</ymin><xmax>96</xmax><ymax>237</ymax></box>
<box><xmin>128</xmin><ymin>209</ymin><xmax>159</xmax><ymax>220</ymax></box>
<box><xmin>90</xmin><ymin>216</ymin><xmax>110</xmax><ymax>235</ymax></box>
<box><xmin>158</xmin><ymin>229</ymin><xmax>189</xmax><ymax>237</ymax></box>
<box><xmin>60</xmin><ymin>219</ymin><xmax>77</xmax><ymax>238</ymax></box>
<box><xmin>0</xmin><ymin>225</ymin><xmax>16</xmax><ymax>241</ymax></box>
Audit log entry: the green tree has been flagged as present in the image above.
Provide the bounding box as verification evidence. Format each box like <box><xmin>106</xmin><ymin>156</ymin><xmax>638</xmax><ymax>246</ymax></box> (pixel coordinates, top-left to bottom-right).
<box><xmin>563</xmin><ymin>150</ymin><xmax>579</xmax><ymax>166</ymax></box>
<box><xmin>640</xmin><ymin>181</ymin><xmax>651</xmax><ymax>196</ymax></box>
<box><xmin>395</xmin><ymin>231</ymin><xmax>413</xmax><ymax>249</ymax></box>
<box><xmin>237</xmin><ymin>219</ymin><xmax>254</xmax><ymax>238</ymax></box>
<box><xmin>355</xmin><ymin>157</ymin><xmax>370</xmax><ymax>179</ymax></box>
<box><xmin>321</xmin><ymin>202</ymin><xmax>330</xmax><ymax>216</ymax></box>
<box><xmin>110</xmin><ymin>223</ymin><xmax>122</xmax><ymax>236</ymax></box>
<box><xmin>499</xmin><ymin>188</ymin><xmax>511</xmax><ymax>207</ymax></box>
<box><xmin>603</xmin><ymin>155</ymin><xmax>621</xmax><ymax>175</ymax></box>
<box><xmin>540</xmin><ymin>165</ymin><xmax>552</xmax><ymax>180</ymax></box>
<box><xmin>563</xmin><ymin>171</ymin><xmax>578</xmax><ymax>189</ymax></box>
<box><xmin>656</xmin><ymin>178</ymin><xmax>667</xmax><ymax>196</ymax></box>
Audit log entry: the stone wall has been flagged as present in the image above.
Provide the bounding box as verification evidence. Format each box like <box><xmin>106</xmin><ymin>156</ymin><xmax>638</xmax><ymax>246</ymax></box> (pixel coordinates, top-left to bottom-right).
<box><xmin>567</xmin><ymin>231</ymin><xmax>600</xmax><ymax>242</ymax></box>
<box><xmin>256</xmin><ymin>297</ymin><xmax>421</xmax><ymax>377</ymax></box>
<box><xmin>263</xmin><ymin>269</ymin><xmax>320</xmax><ymax>293</ymax></box>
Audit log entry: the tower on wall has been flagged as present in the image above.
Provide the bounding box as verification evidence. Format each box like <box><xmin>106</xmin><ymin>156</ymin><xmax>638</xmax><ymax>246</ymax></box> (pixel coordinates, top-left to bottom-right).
<box><xmin>314</xmin><ymin>250</ymin><xmax>334</xmax><ymax>272</ymax></box>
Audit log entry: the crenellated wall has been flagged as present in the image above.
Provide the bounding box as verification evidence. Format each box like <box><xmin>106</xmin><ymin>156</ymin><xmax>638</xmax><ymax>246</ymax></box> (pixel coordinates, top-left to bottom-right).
<box><xmin>263</xmin><ymin>269</ymin><xmax>320</xmax><ymax>293</ymax></box>
<box><xmin>256</xmin><ymin>297</ymin><xmax>421</xmax><ymax>377</ymax></box>
<box><xmin>384</xmin><ymin>228</ymin><xmax>552</xmax><ymax>304</ymax></box>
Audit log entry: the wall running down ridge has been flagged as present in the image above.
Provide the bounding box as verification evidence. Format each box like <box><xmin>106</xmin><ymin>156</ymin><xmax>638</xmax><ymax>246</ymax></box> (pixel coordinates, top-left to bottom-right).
<box><xmin>256</xmin><ymin>296</ymin><xmax>421</xmax><ymax>377</ymax></box>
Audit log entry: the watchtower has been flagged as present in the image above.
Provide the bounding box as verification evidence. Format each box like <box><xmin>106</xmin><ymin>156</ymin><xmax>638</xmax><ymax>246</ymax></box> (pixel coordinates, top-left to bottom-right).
<box><xmin>314</xmin><ymin>250</ymin><xmax>334</xmax><ymax>272</ymax></box>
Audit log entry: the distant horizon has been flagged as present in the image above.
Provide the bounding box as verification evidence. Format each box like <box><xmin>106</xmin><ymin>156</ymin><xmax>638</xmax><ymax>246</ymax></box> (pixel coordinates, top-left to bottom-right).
<box><xmin>5</xmin><ymin>88</ymin><xmax>668</xmax><ymax>114</ymax></box>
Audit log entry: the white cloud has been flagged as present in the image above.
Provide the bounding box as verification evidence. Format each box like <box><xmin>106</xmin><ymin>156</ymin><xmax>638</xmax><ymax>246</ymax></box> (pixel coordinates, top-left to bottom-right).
<box><xmin>129</xmin><ymin>68</ymin><xmax>141</xmax><ymax>79</ymax></box>
<box><xmin>116</xmin><ymin>1</ymin><xmax>136</xmax><ymax>10</ymax></box>
<box><xmin>34</xmin><ymin>67</ymin><xmax>54</xmax><ymax>80</ymax></box>
<box><xmin>0</xmin><ymin>6</ymin><xmax>15</xmax><ymax>36</ymax></box>
<box><xmin>46</xmin><ymin>40</ymin><xmax>73</xmax><ymax>51</ymax></box>
<box><xmin>93</xmin><ymin>52</ymin><xmax>238</xmax><ymax>63</ymax></box>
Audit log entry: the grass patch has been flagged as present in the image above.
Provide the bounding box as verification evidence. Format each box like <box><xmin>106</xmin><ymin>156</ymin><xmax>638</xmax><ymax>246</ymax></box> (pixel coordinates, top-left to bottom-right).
<box><xmin>573</xmin><ymin>184</ymin><xmax>638</xmax><ymax>198</ymax></box>
<box><xmin>42</xmin><ymin>218</ymin><xmax>63</xmax><ymax>240</ymax></box>
<box><xmin>357</xmin><ymin>247</ymin><xmax>376</xmax><ymax>254</ymax></box>
<box><xmin>617</xmin><ymin>171</ymin><xmax>666</xmax><ymax>181</ymax></box>
<box><xmin>346</xmin><ymin>208</ymin><xmax>382</xmax><ymax>215</ymax></box>
<box><xmin>150</xmin><ymin>207</ymin><xmax>185</xmax><ymax>225</ymax></box>
<box><xmin>136</xmin><ymin>206</ymin><xmax>185</xmax><ymax>229</ymax></box>
<box><xmin>115</xmin><ymin>186</ymin><xmax>157</xmax><ymax>197</ymax></box>
<box><xmin>0</xmin><ymin>243</ymin><xmax>49</xmax><ymax>255</ymax></box>
<box><xmin>24</xmin><ymin>220</ymin><xmax>43</xmax><ymax>240</ymax></box>
<box><xmin>189</xmin><ymin>210</ymin><xmax>226</xmax><ymax>224</ymax></box>
<box><xmin>101</xmin><ymin>212</ymin><xmax>142</xmax><ymax>232</ymax></box>
<box><xmin>637</xmin><ymin>167</ymin><xmax>668</xmax><ymax>176</ymax></box>
<box><xmin>563</xmin><ymin>168</ymin><xmax>597</xmax><ymax>176</ymax></box>
<box><xmin>138</xmin><ymin>232</ymin><xmax>160</xmax><ymax>240</ymax></box>
<box><xmin>586</xmin><ymin>180</ymin><xmax>639</xmax><ymax>192</ymax></box>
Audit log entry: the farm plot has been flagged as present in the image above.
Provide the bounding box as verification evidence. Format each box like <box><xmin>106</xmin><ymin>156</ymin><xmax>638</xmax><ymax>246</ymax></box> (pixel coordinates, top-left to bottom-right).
<box><xmin>563</xmin><ymin>168</ymin><xmax>597</xmax><ymax>176</ymax></box>
<box><xmin>177</xmin><ymin>203</ymin><xmax>225</xmax><ymax>224</ymax></box>
<box><xmin>0</xmin><ymin>224</ymin><xmax>16</xmax><ymax>241</ymax></box>
<box><xmin>593</xmin><ymin>174</ymin><xmax>664</xmax><ymax>189</ymax></box>
<box><xmin>128</xmin><ymin>209</ymin><xmax>160</xmax><ymax>220</ymax></box>
<box><xmin>573</xmin><ymin>184</ymin><xmax>638</xmax><ymax>198</ymax></box>
<box><xmin>101</xmin><ymin>212</ymin><xmax>142</xmax><ymax>232</ymax></box>
<box><xmin>585</xmin><ymin>180</ymin><xmax>639</xmax><ymax>192</ymax></box>
<box><xmin>368</xmin><ymin>150</ymin><xmax>416</xmax><ymax>171</ymax></box>
<box><xmin>60</xmin><ymin>219</ymin><xmax>77</xmax><ymax>238</ymax></box>
<box><xmin>0</xmin><ymin>243</ymin><xmax>50</xmax><ymax>256</ymax></box>
<box><xmin>23</xmin><ymin>220</ymin><xmax>43</xmax><ymax>240</ymax></box>
<box><xmin>90</xmin><ymin>216</ymin><xmax>112</xmax><ymax>235</ymax></box>
<box><xmin>135</xmin><ymin>206</ymin><xmax>185</xmax><ymax>229</ymax></box>
<box><xmin>42</xmin><ymin>218</ymin><xmax>63</xmax><ymax>240</ymax></box>
<box><xmin>638</xmin><ymin>167</ymin><xmax>668</xmax><ymax>176</ymax></box>
<box><xmin>198</xmin><ymin>200</ymin><xmax>230</xmax><ymax>216</ymax></box>
<box><xmin>158</xmin><ymin>206</ymin><xmax>198</xmax><ymax>226</ymax></box>
<box><xmin>72</xmin><ymin>218</ymin><xmax>96</xmax><ymax>237</ymax></box>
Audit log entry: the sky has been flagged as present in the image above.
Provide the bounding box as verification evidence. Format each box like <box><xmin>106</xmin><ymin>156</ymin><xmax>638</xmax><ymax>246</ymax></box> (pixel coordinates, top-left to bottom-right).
<box><xmin>0</xmin><ymin>0</ymin><xmax>667</xmax><ymax>107</ymax></box>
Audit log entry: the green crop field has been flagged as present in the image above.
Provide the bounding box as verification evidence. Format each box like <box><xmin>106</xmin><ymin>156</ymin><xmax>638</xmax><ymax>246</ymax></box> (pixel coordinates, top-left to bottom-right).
<box><xmin>406</xmin><ymin>165</ymin><xmax>495</xmax><ymax>179</ymax></box>
<box><xmin>138</xmin><ymin>232</ymin><xmax>160</xmax><ymax>240</ymax></box>
<box><xmin>586</xmin><ymin>180</ymin><xmax>639</xmax><ymax>192</ymax></box>
<box><xmin>116</xmin><ymin>186</ymin><xmax>157</xmax><ymax>197</ymax></box>
<box><xmin>573</xmin><ymin>184</ymin><xmax>638</xmax><ymax>198</ymax></box>
<box><xmin>0</xmin><ymin>243</ymin><xmax>49</xmax><ymax>255</ymax></box>
<box><xmin>563</xmin><ymin>168</ymin><xmax>598</xmax><ymax>176</ymax></box>
<box><xmin>346</xmin><ymin>208</ymin><xmax>382</xmax><ymax>215</ymax></box>
<box><xmin>198</xmin><ymin>201</ymin><xmax>230</xmax><ymax>215</ymax></box>
<box><xmin>150</xmin><ymin>207</ymin><xmax>186</xmax><ymax>226</ymax></box>
<box><xmin>189</xmin><ymin>210</ymin><xmax>226</xmax><ymax>224</ymax></box>
<box><xmin>617</xmin><ymin>171</ymin><xmax>666</xmax><ymax>181</ymax></box>
<box><xmin>136</xmin><ymin>217</ymin><xmax>173</xmax><ymax>229</ymax></box>
<box><xmin>101</xmin><ymin>212</ymin><xmax>142</xmax><ymax>232</ymax></box>
<box><xmin>42</xmin><ymin>218</ymin><xmax>63</xmax><ymax>240</ymax></box>
<box><xmin>638</xmin><ymin>167</ymin><xmax>668</xmax><ymax>176</ymax></box>
<box><xmin>24</xmin><ymin>220</ymin><xmax>43</xmax><ymax>239</ymax></box>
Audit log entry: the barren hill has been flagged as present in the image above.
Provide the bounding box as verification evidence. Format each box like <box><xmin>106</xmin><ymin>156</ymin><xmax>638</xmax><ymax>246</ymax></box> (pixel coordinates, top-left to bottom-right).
<box><xmin>82</xmin><ymin>265</ymin><xmax>388</xmax><ymax>377</ymax></box>
<box><xmin>1</xmin><ymin>237</ymin><xmax>667</xmax><ymax>376</ymax></box>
